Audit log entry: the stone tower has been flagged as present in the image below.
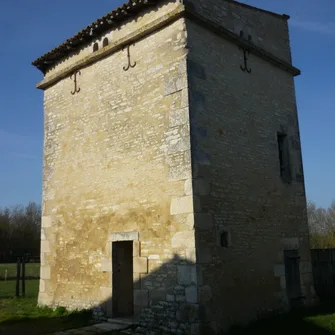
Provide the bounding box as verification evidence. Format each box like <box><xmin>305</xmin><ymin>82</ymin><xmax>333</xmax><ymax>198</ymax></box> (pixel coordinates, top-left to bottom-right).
<box><xmin>33</xmin><ymin>0</ymin><xmax>316</xmax><ymax>333</ymax></box>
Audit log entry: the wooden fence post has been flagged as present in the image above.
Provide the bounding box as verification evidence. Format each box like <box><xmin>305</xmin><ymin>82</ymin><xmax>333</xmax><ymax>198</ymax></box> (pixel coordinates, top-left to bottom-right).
<box><xmin>22</xmin><ymin>257</ymin><xmax>26</xmax><ymax>298</ymax></box>
<box><xmin>16</xmin><ymin>257</ymin><xmax>21</xmax><ymax>298</ymax></box>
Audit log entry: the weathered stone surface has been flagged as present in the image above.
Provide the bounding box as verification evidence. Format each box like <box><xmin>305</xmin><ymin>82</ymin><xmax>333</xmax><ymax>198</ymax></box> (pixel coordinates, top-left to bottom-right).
<box><xmin>134</xmin><ymin>289</ymin><xmax>149</xmax><ymax>307</ymax></box>
<box><xmin>134</xmin><ymin>257</ymin><xmax>148</xmax><ymax>274</ymax></box>
<box><xmin>167</xmin><ymin>294</ymin><xmax>175</xmax><ymax>302</ymax></box>
<box><xmin>41</xmin><ymin>229</ymin><xmax>46</xmax><ymax>241</ymax></box>
<box><xmin>196</xmin><ymin>247</ymin><xmax>212</xmax><ymax>264</ymax></box>
<box><xmin>100</xmin><ymin>286</ymin><xmax>113</xmax><ymax>300</ymax></box>
<box><xmin>184</xmin><ymin>178</ymin><xmax>193</xmax><ymax>196</ymax></box>
<box><xmin>193</xmin><ymin>178</ymin><xmax>211</xmax><ymax>196</ymax></box>
<box><xmin>39</xmin><ymin>279</ymin><xmax>45</xmax><ymax>293</ymax></box>
<box><xmin>185</xmin><ymin>248</ymin><xmax>197</xmax><ymax>262</ymax></box>
<box><xmin>41</xmin><ymin>240</ymin><xmax>50</xmax><ymax>253</ymax></box>
<box><xmin>40</xmin><ymin>266</ymin><xmax>51</xmax><ymax>280</ymax></box>
<box><xmin>109</xmin><ymin>232</ymin><xmax>139</xmax><ymax>242</ymax></box>
<box><xmin>170</xmin><ymin>196</ymin><xmax>193</xmax><ymax>215</ymax></box>
<box><xmin>164</xmin><ymin>75</ymin><xmax>187</xmax><ymax>96</ymax></box>
<box><xmin>199</xmin><ymin>285</ymin><xmax>212</xmax><ymax>302</ymax></box>
<box><xmin>281</xmin><ymin>237</ymin><xmax>299</xmax><ymax>250</ymax></box>
<box><xmin>38</xmin><ymin>292</ymin><xmax>53</xmax><ymax>305</ymax></box>
<box><xmin>35</xmin><ymin>0</ymin><xmax>315</xmax><ymax>333</ymax></box>
<box><xmin>274</xmin><ymin>264</ymin><xmax>285</xmax><ymax>277</ymax></box>
<box><xmin>172</xmin><ymin>231</ymin><xmax>195</xmax><ymax>249</ymax></box>
<box><xmin>168</xmin><ymin>164</ymin><xmax>192</xmax><ymax>182</ymax></box>
<box><xmin>186</xmin><ymin>213</ymin><xmax>195</xmax><ymax>229</ymax></box>
<box><xmin>133</xmin><ymin>240</ymin><xmax>140</xmax><ymax>257</ymax></box>
<box><xmin>188</xmin><ymin>59</ymin><xmax>206</xmax><ymax>80</ymax></box>
<box><xmin>300</xmin><ymin>261</ymin><xmax>313</xmax><ymax>274</ymax></box>
<box><xmin>101</xmin><ymin>258</ymin><xmax>112</xmax><ymax>272</ymax></box>
<box><xmin>194</xmin><ymin>213</ymin><xmax>213</xmax><ymax>230</ymax></box>
<box><xmin>279</xmin><ymin>276</ymin><xmax>286</xmax><ymax>289</ymax></box>
<box><xmin>149</xmin><ymin>290</ymin><xmax>166</xmax><ymax>304</ymax></box>
<box><xmin>170</xmin><ymin>108</ymin><xmax>189</xmax><ymax>127</ymax></box>
<box><xmin>178</xmin><ymin>265</ymin><xmax>198</xmax><ymax>285</ymax></box>
<box><xmin>42</xmin><ymin>216</ymin><xmax>52</xmax><ymax>228</ymax></box>
<box><xmin>185</xmin><ymin>286</ymin><xmax>198</xmax><ymax>303</ymax></box>
<box><xmin>167</xmin><ymin>136</ymin><xmax>191</xmax><ymax>154</ymax></box>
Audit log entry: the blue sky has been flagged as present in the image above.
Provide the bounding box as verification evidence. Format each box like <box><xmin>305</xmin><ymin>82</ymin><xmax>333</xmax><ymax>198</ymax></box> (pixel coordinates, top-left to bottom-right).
<box><xmin>0</xmin><ymin>0</ymin><xmax>333</xmax><ymax>208</ymax></box>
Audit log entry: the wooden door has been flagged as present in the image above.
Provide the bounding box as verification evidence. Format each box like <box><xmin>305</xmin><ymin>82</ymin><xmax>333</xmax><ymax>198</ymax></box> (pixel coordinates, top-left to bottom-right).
<box><xmin>284</xmin><ymin>250</ymin><xmax>302</xmax><ymax>308</ymax></box>
<box><xmin>112</xmin><ymin>241</ymin><xmax>134</xmax><ymax>317</ymax></box>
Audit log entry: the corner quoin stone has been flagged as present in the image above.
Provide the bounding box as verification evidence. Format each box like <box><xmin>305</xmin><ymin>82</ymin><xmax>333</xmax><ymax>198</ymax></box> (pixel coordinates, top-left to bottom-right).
<box><xmin>170</xmin><ymin>196</ymin><xmax>194</xmax><ymax>215</ymax></box>
<box><xmin>40</xmin><ymin>266</ymin><xmax>51</xmax><ymax>280</ymax></box>
<box><xmin>134</xmin><ymin>257</ymin><xmax>148</xmax><ymax>274</ymax></box>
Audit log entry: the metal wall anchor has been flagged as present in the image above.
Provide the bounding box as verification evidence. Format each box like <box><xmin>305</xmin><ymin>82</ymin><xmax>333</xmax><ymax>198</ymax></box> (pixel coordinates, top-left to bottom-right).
<box><xmin>239</xmin><ymin>47</ymin><xmax>251</xmax><ymax>73</ymax></box>
<box><xmin>123</xmin><ymin>44</ymin><xmax>136</xmax><ymax>71</ymax></box>
<box><xmin>70</xmin><ymin>70</ymin><xmax>81</xmax><ymax>95</ymax></box>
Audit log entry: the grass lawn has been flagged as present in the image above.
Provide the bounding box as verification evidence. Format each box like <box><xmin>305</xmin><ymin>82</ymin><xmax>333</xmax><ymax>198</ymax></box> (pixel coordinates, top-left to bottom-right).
<box><xmin>2</xmin><ymin>277</ymin><xmax>335</xmax><ymax>335</ymax></box>
<box><xmin>0</xmin><ymin>263</ymin><xmax>40</xmax><ymax>279</ymax></box>
<box><xmin>228</xmin><ymin>304</ymin><xmax>335</xmax><ymax>335</ymax></box>
<box><xmin>0</xmin><ymin>280</ymin><xmax>94</xmax><ymax>335</ymax></box>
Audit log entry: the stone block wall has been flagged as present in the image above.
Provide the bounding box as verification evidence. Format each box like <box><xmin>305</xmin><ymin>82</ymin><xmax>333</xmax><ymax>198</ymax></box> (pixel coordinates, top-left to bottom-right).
<box><xmin>185</xmin><ymin>0</ymin><xmax>292</xmax><ymax>63</ymax></box>
<box><xmin>186</xmin><ymin>11</ymin><xmax>316</xmax><ymax>332</ymax></box>
<box><xmin>39</xmin><ymin>6</ymin><xmax>203</xmax><ymax>332</ymax></box>
<box><xmin>45</xmin><ymin>1</ymin><xmax>182</xmax><ymax>77</ymax></box>
<box><xmin>37</xmin><ymin>1</ymin><xmax>317</xmax><ymax>334</ymax></box>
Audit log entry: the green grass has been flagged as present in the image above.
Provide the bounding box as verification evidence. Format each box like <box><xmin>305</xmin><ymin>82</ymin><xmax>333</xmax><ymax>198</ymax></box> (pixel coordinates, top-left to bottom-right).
<box><xmin>2</xmin><ymin>277</ymin><xmax>335</xmax><ymax>335</ymax></box>
<box><xmin>0</xmin><ymin>263</ymin><xmax>40</xmax><ymax>279</ymax></box>
<box><xmin>0</xmin><ymin>280</ymin><xmax>94</xmax><ymax>335</ymax></box>
<box><xmin>228</xmin><ymin>304</ymin><xmax>335</xmax><ymax>335</ymax></box>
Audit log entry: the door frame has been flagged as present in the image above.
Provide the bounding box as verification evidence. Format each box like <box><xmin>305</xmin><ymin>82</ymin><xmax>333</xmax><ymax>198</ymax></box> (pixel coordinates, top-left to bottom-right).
<box><xmin>106</xmin><ymin>231</ymin><xmax>148</xmax><ymax>318</ymax></box>
<box><xmin>112</xmin><ymin>240</ymin><xmax>134</xmax><ymax>317</ymax></box>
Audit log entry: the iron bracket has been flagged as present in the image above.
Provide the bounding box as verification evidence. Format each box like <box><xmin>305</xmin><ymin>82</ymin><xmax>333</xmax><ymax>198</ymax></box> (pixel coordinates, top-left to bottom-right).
<box><xmin>123</xmin><ymin>43</ymin><xmax>136</xmax><ymax>71</ymax></box>
<box><xmin>239</xmin><ymin>46</ymin><xmax>251</xmax><ymax>73</ymax></box>
<box><xmin>70</xmin><ymin>70</ymin><xmax>81</xmax><ymax>95</ymax></box>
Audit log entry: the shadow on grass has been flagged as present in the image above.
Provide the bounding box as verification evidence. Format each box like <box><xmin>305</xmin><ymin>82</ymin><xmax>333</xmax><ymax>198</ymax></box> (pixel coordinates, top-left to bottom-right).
<box><xmin>0</xmin><ymin>280</ymin><xmax>94</xmax><ymax>335</ymax></box>
<box><xmin>0</xmin><ymin>310</ymin><xmax>93</xmax><ymax>335</ymax></box>
<box><xmin>227</xmin><ymin>303</ymin><xmax>335</xmax><ymax>335</ymax></box>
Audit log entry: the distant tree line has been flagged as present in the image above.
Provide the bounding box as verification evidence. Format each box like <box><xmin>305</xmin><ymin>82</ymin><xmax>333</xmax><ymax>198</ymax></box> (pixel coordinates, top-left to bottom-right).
<box><xmin>0</xmin><ymin>198</ymin><xmax>333</xmax><ymax>261</ymax></box>
<box><xmin>308</xmin><ymin>200</ymin><xmax>335</xmax><ymax>249</ymax></box>
<box><xmin>0</xmin><ymin>202</ymin><xmax>41</xmax><ymax>263</ymax></box>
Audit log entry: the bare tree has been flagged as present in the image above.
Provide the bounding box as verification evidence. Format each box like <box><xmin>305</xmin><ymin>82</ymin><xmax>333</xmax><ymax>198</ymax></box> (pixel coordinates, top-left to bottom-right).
<box><xmin>0</xmin><ymin>202</ymin><xmax>41</xmax><ymax>262</ymax></box>
<box><xmin>307</xmin><ymin>200</ymin><xmax>335</xmax><ymax>249</ymax></box>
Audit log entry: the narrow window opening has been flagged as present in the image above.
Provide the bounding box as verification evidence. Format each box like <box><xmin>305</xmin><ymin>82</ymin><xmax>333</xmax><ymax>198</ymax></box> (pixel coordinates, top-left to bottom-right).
<box><xmin>93</xmin><ymin>43</ymin><xmax>99</xmax><ymax>52</ymax></box>
<box><xmin>220</xmin><ymin>232</ymin><xmax>229</xmax><ymax>248</ymax></box>
<box><xmin>277</xmin><ymin>132</ymin><xmax>291</xmax><ymax>183</ymax></box>
<box><xmin>103</xmin><ymin>37</ymin><xmax>109</xmax><ymax>48</ymax></box>
<box><xmin>240</xmin><ymin>30</ymin><xmax>244</xmax><ymax>38</ymax></box>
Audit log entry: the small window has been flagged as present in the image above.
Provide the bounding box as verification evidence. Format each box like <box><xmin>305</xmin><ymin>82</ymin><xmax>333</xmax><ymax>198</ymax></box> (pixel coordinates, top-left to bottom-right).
<box><xmin>93</xmin><ymin>43</ymin><xmax>99</xmax><ymax>52</ymax></box>
<box><xmin>103</xmin><ymin>37</ymin><xmax>109</xmax><ymax>48</ymax></box>
<box><xmin>240</xmin><ymin>30</ymin><xmax>244</xmax><ymax>38</ymax></box>
<box><xmin>220</xmin><ymin>232</ymin><xmax>229</xmax><ymax>248</ymax></box>
<box><xmin>277</xmin><ymin>132</ymin><xmax>291</xmax><ymax>183</ymax></box>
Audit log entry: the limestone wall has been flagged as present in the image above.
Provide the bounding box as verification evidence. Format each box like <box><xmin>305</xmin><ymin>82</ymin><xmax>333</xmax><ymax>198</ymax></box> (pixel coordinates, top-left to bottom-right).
<box><xmin>186</xmin><ymin>17</ymin><xmax>315</xmax><ymax>332</ymax></box>
<box><xmin>45</xmin><ymin>1</ymin><xmax>182</xmax><ymax>77</ymax></box>
<box><xmin>40</xmin><ymin>13</ymin><xmax>200</xmax><ymax>333</ymax></box>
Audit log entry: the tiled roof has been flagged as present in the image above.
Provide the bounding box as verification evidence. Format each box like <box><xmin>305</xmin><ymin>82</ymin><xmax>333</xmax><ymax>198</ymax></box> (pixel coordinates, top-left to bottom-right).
<box><xmin>32</xmin><ymin>0</ymin><xmax>289</xmax><ymax>74</ymax></box>
<box><xmin>32</xmin><ymin>0</ymin><xmax>161</xmax><ymax>74</ymax></box>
